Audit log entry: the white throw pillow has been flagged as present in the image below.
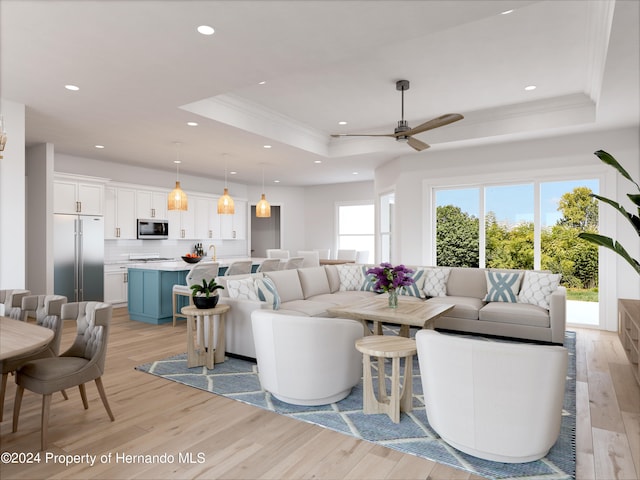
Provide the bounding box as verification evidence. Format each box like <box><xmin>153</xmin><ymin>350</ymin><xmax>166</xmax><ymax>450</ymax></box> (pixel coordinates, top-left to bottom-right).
<box><xmin>337</xmin><ymin>264</ymin><xmax>364</xmax><ymax>291</ymax></box>
<box><xmin>422</xmin><ymin>267</ymin><xmax>451</xmax><ymax>297</ymax></box>
<box><xmin>518</xmin><ymin>271</ymin><xmax>561</xmax><ymax>309</ymax></box>
<box><xmin>254</xmin><ymin>277</ymin><xmax>281</xmax><ymax>310</ymax></box>
<box><xmin>484</xmin><ymin>271</ymin><xmax>523</xmax><ymax>303</ymax></box>
<box><xmin>227</xmin><ymin>278</ymin><xmax>259</xmax><ymax>301</ymax></box>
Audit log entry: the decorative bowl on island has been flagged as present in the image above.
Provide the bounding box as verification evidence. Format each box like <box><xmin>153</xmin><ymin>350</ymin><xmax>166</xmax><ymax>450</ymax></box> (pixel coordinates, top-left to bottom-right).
<box><xmin>181</xmin><ymin>255</ymin><xmax>202</xmax><ymax>264</ymax></box>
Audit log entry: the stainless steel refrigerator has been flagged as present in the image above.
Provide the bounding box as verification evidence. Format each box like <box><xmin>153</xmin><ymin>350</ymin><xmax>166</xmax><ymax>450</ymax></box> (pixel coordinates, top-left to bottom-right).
<box><xmin>54</xmin><ymin>214</ymin><xmax>104</xmax><ymax>302</ymax></box>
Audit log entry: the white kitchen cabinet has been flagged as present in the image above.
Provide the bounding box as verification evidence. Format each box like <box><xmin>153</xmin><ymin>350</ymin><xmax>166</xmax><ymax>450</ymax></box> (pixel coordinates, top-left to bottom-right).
<box><xmin>104</xmin><ymin>265</ymin><xmax>129</xmax><ymax>304</ymax></box>
<box><xmin>105</xmin><ymin>186</ymin><xmax>137</xmax><ymax>239</ymax></box>
<box><xmin>220</xmin><ymin>199</ymin><xmax>247</xmax><ymax>240</ymax></box>
<box><xmin>54</xmin><ymin>177</ymin><xmax>104</xmax><ymax>215</ymax></box>
<box><xmin>136</xmin><ymin>189</ymin><xmax>167</xmax><ymax>220</ymax></box>
<box><xmin>168</xmin><ymin>206</ymin><xmax>196</xmax><ymax>239</ymax></box>
<box><xmin>194</xmin><ymin>195</ymin><xmax>220</xmax><ymax>239</ymax></box>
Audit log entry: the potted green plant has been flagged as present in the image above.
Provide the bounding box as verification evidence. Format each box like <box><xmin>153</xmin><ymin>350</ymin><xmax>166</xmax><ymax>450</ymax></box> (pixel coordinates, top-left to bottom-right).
<box><xmin>578</xmin><ymin>150</ymin><xmax>640</xmax><ymax>275</ymax></box>
<box><xmin>190</xmin><ymin>278</ymin><xmax>225</xmax><ymax>309</ymax></box>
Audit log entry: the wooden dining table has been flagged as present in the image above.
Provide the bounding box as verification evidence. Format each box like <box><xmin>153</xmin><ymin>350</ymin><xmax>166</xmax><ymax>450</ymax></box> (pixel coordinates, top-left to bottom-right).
<box><xmin>0</xmin><ymin>316</ymin><xmax>54</xmax><ymax>360</ymax></box>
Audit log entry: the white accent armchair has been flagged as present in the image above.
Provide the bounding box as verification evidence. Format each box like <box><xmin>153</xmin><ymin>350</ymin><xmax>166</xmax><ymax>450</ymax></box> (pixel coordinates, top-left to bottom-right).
<box><xmin>416</xmin><ymin>329</ymin><xmax>568</xmax><ymax>463</ymax></box>
<box><xmin>251</xmin><ymin>311</ymin><xmax>364</xmax><ymax>405</ymax></box>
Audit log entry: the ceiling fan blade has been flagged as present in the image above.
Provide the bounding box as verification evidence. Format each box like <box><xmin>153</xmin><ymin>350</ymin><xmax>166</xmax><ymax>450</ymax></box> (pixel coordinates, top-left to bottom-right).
<box><xmin>407</xmin><ymin>137</ymin><xmax>430</xmax><ymax>151</ymax></box>
<box><xmin>400</xmin><ymin>113</ymin><xmax>464</xmax><ymax>137</ymax></box>
<box><xmin>331</xmin><ymin>133</ymin><xmax>395</xmax><ymax>138</ymax></box>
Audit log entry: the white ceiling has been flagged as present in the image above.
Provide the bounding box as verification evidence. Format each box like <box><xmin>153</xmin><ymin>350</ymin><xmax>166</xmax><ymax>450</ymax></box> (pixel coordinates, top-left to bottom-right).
<box><xmin>1</xmin><ymin>0</ymin><xmax>638</xmax><ymax>187</ymax></box>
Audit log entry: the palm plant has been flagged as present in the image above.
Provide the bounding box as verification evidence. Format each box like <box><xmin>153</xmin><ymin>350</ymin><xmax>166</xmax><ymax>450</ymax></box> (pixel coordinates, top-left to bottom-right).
<box><xmin>578</xmin><ymin>150</ymin><xmax>640</xmax><ymax>275</ymax></box>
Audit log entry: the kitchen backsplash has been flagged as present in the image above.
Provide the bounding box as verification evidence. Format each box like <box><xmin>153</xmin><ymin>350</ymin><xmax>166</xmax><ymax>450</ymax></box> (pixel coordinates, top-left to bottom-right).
<box><xmin>105</xmin><ymin>239</ymin><xmax>249</xmax><ymax>264</ymax></box>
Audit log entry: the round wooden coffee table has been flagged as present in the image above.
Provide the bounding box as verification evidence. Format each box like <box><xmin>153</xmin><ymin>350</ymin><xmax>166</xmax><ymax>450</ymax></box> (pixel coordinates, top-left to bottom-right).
<box><xmin>355</xmin><ymin>335</ymin><xmax>417</xmax><ymax>423</ymax></box>
<box><xmin>181</xmin><ymin>304</ymin><xmax>230</xmax><ymax>369</ymax></box>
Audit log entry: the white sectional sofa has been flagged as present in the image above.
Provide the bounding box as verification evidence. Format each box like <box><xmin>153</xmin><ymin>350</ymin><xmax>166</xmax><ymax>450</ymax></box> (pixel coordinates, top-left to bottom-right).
<box><xmin>215</xmin><ymin>264</ymin><xmax>566</xmax><ymax>359</ymax></box>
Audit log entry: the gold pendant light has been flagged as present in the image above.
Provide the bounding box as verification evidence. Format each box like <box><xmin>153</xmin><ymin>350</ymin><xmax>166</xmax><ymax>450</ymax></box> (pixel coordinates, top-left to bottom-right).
<box><xmin>256</xmin><ymin>164</ymin><xmax>271</xmax><ymax>218</ymax></box>
<box><xmin>217</xmin><ymin>154</ymin><xmax>235</xmax><ymax>214</ymax></box>
<box><xmin>168</xmin><ymin>142</ymin><xmax>188</xmax><ymax>211</ymax></box>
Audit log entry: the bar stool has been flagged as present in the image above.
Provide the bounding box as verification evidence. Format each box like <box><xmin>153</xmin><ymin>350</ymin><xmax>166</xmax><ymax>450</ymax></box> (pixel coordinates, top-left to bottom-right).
<box><xmin>355</xmin><ymin>335</ymin><xmax>417</xmax><ymax>423</ymax></box>
<box><xmin>172</xmin><ymin>262</ymin><xmax>219</xmax><ymax>326</ymax></box>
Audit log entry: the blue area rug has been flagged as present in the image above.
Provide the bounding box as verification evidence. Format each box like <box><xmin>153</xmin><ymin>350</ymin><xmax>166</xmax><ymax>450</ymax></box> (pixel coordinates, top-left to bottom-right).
<box><xmin>135</xmin><ymin>330</ymin><xmax>576</xmax><ymax>480</ymax></box>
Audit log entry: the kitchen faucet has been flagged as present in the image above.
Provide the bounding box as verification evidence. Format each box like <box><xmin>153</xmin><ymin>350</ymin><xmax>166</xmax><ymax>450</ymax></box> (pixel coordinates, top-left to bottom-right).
<box><xmin>209</xmin><ymin>244</ymin><xmax>217</xmax><ymax>261</ymax></box>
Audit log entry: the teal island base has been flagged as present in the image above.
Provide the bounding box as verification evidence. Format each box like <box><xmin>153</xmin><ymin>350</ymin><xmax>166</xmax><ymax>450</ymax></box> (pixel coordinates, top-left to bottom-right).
<box><xmin>128</xmin><ymin>268</ymin><xmax>190</xmax><ymax>325</ymax></box>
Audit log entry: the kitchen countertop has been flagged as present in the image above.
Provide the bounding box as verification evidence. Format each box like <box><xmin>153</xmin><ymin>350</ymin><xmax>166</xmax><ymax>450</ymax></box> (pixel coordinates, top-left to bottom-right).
<box><xmin>126</xmin><ymin>257</ymin><xmax>259</xmax><ymax>271</ymax></box>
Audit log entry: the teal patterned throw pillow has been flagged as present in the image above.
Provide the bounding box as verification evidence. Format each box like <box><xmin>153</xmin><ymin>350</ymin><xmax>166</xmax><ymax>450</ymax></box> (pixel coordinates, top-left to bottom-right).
<box><xmin>484</xmin><ymin>271</ymin><xmax>523</xmax><ymax>303</ymax></box>
<box><xmin>254</xmin><ymin>277</ymin><xmax>281</xmax><ymax>310</ymax></box>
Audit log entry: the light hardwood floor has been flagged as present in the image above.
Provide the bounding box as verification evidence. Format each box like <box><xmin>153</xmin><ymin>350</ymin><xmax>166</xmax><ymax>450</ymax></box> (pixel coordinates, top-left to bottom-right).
<box><xmin>0</xmin><ymin>307</ymin><xmax>638</xmax><ymax>480</ymax></box>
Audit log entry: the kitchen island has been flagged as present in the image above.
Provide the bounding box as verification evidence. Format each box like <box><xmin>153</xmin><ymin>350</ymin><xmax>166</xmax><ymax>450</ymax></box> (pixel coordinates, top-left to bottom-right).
<box><xmin>127</xmin><ymin>258</ymin><xmax>260</xmax><ymax>325</ymax></box>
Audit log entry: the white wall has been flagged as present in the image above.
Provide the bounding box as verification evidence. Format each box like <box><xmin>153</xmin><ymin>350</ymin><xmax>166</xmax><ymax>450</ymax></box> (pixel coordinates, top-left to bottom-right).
<box><xmin>26</xmin><ymin>143</ymin><xmax>55</xmax><ymax>294</ymax></box>
<box><xmin>303</xmin><ymin>181</ymin><xmax>375</xmax><ymax>259</ymax></box>
<box><xmin>0</xmin><ymin>99</ymin><xmax>26</xmax><ymax>288</ymax></box>
<box><xmin>246</xmin><ymin>184</ymin><xmax>306</xmax><ymax>255</ymax></box>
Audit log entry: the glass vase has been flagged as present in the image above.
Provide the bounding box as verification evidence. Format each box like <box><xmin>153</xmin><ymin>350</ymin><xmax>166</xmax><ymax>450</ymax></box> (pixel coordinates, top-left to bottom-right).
<box><xmin>388</xmin><ymin>289</ymin><xmax>398</xmax><ymax>308</ymax></box>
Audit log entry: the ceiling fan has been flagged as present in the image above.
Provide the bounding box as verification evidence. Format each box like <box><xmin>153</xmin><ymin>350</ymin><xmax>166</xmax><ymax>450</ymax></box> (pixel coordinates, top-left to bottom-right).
<box><xmin>331</xmin><ymin>80</ymin><xmax>463</xmax><ymax>151</ymax></box>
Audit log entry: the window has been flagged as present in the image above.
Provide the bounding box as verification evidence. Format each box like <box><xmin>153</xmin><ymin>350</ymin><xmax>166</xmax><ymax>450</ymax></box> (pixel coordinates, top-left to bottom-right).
<box><xmin>337</xmin><ymin>203</ymin><xmax>374</xmax><ymax>262</ymax></box>
<box><xmin>380</xmin><ymin>193</ymin><xmax>394</xmax><ymax>263</ymax></box>
<box><xmin>435</xmin><ymin>188</ymin><xmax>479</xmax><ymax>267</ymax></box>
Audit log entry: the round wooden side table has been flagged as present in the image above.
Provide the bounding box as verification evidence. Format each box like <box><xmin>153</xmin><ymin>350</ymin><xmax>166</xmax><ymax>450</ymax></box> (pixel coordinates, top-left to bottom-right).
<box><xmin>181</xmin><ymin>304</ymin><xmax>230</xmax><ymax>369</ymax></box>
<box><xmin>355</xmin><ymin>335</ymin><xmax>417</xmax><ymax>423</ymax></box>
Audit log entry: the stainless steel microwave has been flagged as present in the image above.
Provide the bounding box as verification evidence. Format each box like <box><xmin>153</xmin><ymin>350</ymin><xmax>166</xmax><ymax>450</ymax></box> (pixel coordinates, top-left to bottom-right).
<box><xmin>137</xmin><ymin>219</ymin><xmax>169</xmax><ymax>239</ymax></box>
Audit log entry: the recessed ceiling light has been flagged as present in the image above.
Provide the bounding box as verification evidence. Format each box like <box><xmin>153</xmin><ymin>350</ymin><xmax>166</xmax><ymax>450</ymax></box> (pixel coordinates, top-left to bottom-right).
<box><xmin>263</xmin><ymin>145</ymin><xmax>272</xmax><ymax>149</ymax></box>
<box><xmin>95</xmin><ymin>145</ymin><xmax>105</xmax><ymax>149</ymax></box>
<box><xmin>174</xmin><ymin>160</ymin><xmax>181</xmax><ymax>164</ymax></box>
<box><xmin>197</xmin><ymin>25</ymin><xmax>215</xmax><ymax>35</ymax></box>
<box><xmin>524</xmin><ymin>85</ymin><xmax>537</xmax><ymax>91</ymax></box>
<box><xmin>338</xmin><ymin>121</ymin><xmax>348</xmax><ymax>125</ymax></box>
<box><xmin>314</xmin><ymin>160</ymin><xmax>322</xmax><ymax>164</ymax></box>
<box><xmin>65</xmin><ymin>84</ymin><xmax>79</xmax><ymax>91</ymax></box>
<box><xmin>352</xmin><ymin>172</ymin><xmax>359</xmax><ymax>175</ymax></box>
<box><xmin>230</xmin><ymin>171</ymin><xmax>237</xmax><ymax>175</ymax></box>
<box><xmin>258</xmin><ymin>81</ymin><xmax>266</xmax><ymax>85</ymax></box>
<box><xmin>501</xmin><ymin>9</ymin><xmax>514</xmax><ymax>15</ymax></box>
<box><xmin>273</xmin><ymin>180</ymin><xmax>280</xmax><ymax>183</ymax></box>
<box><xmin>187</xmin><ymin>121</ymin><xmax>198</xmax><ymax>127</ymax></box>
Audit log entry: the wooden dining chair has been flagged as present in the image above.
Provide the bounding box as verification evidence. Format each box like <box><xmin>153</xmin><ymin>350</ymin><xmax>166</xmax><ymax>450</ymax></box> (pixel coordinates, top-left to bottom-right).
<box><xmin>0</xmin><ymin>294</ymin><xmax>67</xmax><ymax>422</ymax></box>
<box><xmin>12</xmin><ymin>302</ymin><xmax>115</xmax><ymax>450</ymax></box>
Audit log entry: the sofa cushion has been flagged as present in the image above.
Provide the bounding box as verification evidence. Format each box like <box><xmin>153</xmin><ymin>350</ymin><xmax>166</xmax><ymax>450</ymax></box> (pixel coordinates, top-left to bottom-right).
<box><xmin>518</xmin><ymin>271</ymin><xmax>561</xmax><ymax>309</ymax></box>
<box><xmin>298</xmin><ymin>267</ymin><xmax>331</xmax><ymax>299</ymax></box>
<box><xmin>324</xmin><ymin>265</ymin><xmax>341</xmax><ymax>293</ymax></box>
<box><xmin>279</xmin><ymin>299</ymin><xmax>335</xmax><ymax>317</ymax></box>
<box><xmin>227</xmin><ymin>277</ymin><xmax>260</xmax><ymax>301</ymax></box>
<box><xmin>309</xmin><ymin>291</ymin><xmax>378</xmax><ymax>305</ymax></box>
<box><xmin>422</xmin><ymin>267</ymin><xmax>451</xmax><ymax>297</ymax></box>
<box><xmin>254</xmin><ymin>277</ymin><xmax>281</xmax><ymax>310</ymax></box>
<box><xmin>479</xmin><ymin>302</ymin><xmax>550</xmax><ymax>328</ymax></box>
<box><xmin>427</xmin><ymin>296</ymin><xmax>485</xmax><ymax>320</ymax></box>
<box><xmin>484</xmin><ymin>271</ymin><xmax>523</xmax><ymax>303</ymax></box>
<box><xmin>337</xmin><ymin>264</ymin><xmax>364</xmax><ymax>291</ymax></box>
<box><xmin>446</xmin><ymin>268</ymin><xmax>487</xmax><ymax>299</ymax></box>
<box><xmin>265</xmin><ymin>269</ymin><xmax>304</xmax><ymax>303</ymax></box>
